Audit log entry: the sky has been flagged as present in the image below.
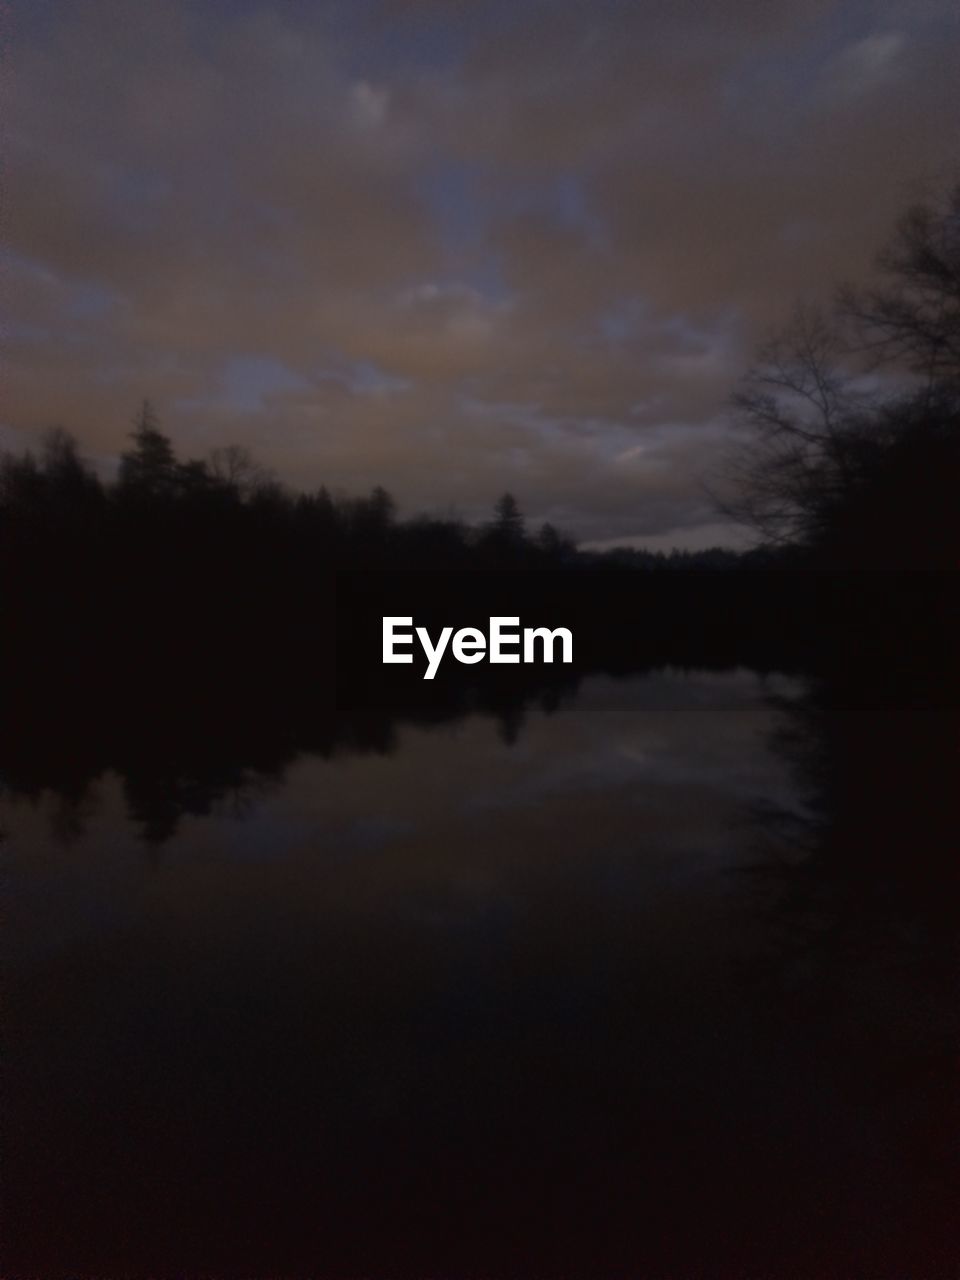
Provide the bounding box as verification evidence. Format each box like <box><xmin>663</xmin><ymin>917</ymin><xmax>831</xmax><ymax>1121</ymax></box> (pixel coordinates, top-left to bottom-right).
<box><xmin>4</xmin><ymin>0</ymin><xmax>959</xmax><ymax>547</ymax></box>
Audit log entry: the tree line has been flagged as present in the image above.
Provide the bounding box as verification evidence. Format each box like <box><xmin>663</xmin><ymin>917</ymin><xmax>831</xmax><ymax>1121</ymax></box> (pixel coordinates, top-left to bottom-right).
<box><xmin>0</xmin><ymin>406</ymin><xmax>577</xmax><ymax>577</ymax></box>
<box><xmin>2</xmin><ymin>179</ymin><xmax>958</xmax><ymax>625</ymax></box>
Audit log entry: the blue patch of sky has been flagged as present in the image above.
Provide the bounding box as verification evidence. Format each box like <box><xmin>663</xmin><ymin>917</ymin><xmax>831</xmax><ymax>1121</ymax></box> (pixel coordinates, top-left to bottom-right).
<box><xmin>324</xmin><ymin>359</ymin><xmax>411</xmax><ymax>395</ymax></box>
<box><xmin>174</xmin><ymin>356</ymin><xmax>310</xmax><ymax>414</ymax></box>
<box><xmin>484</xmin><ymin>170</ymin><xmax>606</xmax><ymax>244</ymax></box>
<box><xmin>2</xmin><ymin>248</ymin><xmax>58</xmax><ymax>285</ymax></box>
<box><xmin>220</xmin><ymin>356</ymin><xmax>310</xmax><ymax>411</ymax></box>
<box><xmin>2</xmin><ymin>249</ymin><xmax>121</xmax><ymax>335</ymax></box>
<box><xmin>413</xmin><ymin>161</ymin><xmax>509</xmax><ymax>302</ymax></box>
<box><xmin>108</xmin><ymin>168</ymin><xmax>171</xmax><ymax>205</ymax></box>
<box><xmin>68</xmin><ymin>283</ymin><xmax>117</xmax><ymax>320</ymax></box>
<box><xmin>416</xmin><ymin>161</ymin><xmax>605</xmax><ymax>301</ymax></box>
<box><xmin>416</xmin><ymin>161</ymin><xmax>489</xmax><ymax>255</ymax></box>
<box><xmin>598</xmin><ymin>297</ymin><xmax>649</xmax><ymax>343</ymax></box>
<box><xmin>549</xmin><ymin>173</ymin><xmax>599</xmax><ymax>234</ymax></box>
<box><xmin>177</xmin><ymin>351</ymin><xmax>411</xmax><ymax>413</ymax></box>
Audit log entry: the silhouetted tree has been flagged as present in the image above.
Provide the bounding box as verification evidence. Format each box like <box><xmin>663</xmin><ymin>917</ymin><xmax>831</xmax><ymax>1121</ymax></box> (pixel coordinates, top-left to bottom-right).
<box><xmin>355</xmin><ymin>485</ymin><xmax>396</xmax><ymax>537</ymax></box>
<box><xmin>119</xmin><ymin>400</ymin><xmax>177</xmax><ymax>496</ymax></box>
<box><xmin>39</xmin><ymin>428</ymin><xmax>102</xmax><ymax>500</ymax></box>
<box><xmin>209</xmin><ymin>445</ymin><xmax>273</xmax><ymax>498</ymax></box>
<box><xmin>0</xmin><ymin>449</ymin><xmax>43</xmax><ymax>519</ymax></box>
<box><xmin>493</xmin><ymin>492</ymin><xmax>525</xmax><ymax>538</ymax></box>
<box><xmin>475</xmin><ymin>492</ymin><xmax>530</xmax><ymax>565</ymax></box>
<box><xmin>174</xmin><ymin>457</ymin><xmax>217</xmax><ymax>495</ymax></box>
<box><xmin>536</xmin><ymin>521</ymin><xmax>574</xmax><ymax>561</ymax></box>
<box><xmin>839</xmin><ymin>181</ymin><xmax>960</xmax><ymax>388</ymax></box>
<box><xmin>720</xmin><ymin>306</ymin><xmax>869</xmax><ymax>547</ymax></box>
<box><xmin>723</xmin><ymin>185</ymin><xmax>960</xmax><ymax>566</ymax></box>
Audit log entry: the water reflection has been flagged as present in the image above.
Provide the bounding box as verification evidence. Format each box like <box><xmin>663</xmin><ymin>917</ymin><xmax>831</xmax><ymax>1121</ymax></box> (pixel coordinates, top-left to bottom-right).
<box><xmin>2</xmin><ymin>666</ymin><xmax>586</xmax><ymax>847</ymax></box>
<box><xmin>3</xmin><ymin>668</ymin><xmax>957</xmax><ymax>1278</ymax></box>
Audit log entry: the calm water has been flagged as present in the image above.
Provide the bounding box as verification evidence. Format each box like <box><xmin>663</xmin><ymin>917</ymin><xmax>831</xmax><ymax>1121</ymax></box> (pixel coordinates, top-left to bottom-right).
<box><xmin>3</xmin><ymin>669</ymin><xmax>957</xmax><ymax>1278</ymax></box>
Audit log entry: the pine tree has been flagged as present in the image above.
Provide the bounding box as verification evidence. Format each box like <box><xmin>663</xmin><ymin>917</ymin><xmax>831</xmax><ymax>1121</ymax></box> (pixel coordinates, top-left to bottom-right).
<box><xmin>119</xmin><ymin>400</ymin><xmax>177</xmax><ymax>495</ymax></box>
<box><xmin>493</xmin><ymin>492</ymin><xmax>525</xmax><ymax>538</ymax></box>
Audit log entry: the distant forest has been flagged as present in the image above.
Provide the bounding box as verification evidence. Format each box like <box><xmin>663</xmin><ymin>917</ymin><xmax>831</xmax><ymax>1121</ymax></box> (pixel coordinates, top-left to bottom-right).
<box><xmin>2</xmin><ymin>183</ymin><xmax>958</xmax><ymax>651</ymax></box>
<box><xmin>3</xmin><ymin>183</ymin><xmax>960</xmax><ymax>591</ymax></box>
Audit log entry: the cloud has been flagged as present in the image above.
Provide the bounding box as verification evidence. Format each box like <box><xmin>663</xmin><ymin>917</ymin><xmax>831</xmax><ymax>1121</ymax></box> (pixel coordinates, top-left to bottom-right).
<box><xmin>820</xmin><ymin>31</ymin><xmax>906</xmax><ymax>100</ymax></box>
<box><xmin>5</xmin><ymin>0</ymin><xmax>960</xmax><ymax>544</ymax></box>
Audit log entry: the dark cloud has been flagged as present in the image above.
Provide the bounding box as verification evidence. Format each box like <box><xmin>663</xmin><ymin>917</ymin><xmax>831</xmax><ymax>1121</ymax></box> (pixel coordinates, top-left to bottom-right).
<box><xmin>5</xmin><ymin>0</ymin><xmax>959</xmax><ymax>543</ymax></box>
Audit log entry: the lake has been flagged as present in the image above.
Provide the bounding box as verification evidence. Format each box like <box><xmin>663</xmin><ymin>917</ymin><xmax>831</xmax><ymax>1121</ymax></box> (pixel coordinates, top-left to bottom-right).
<box><xmin>3</xmin><ymin>668</ymin><xmax>957</xmax><ymax>1278</ymax></box>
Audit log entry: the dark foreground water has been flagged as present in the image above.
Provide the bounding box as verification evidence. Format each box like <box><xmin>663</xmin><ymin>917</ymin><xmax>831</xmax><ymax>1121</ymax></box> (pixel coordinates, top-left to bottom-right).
<box><xmin>3</xmin><ymin>669</ymin><xmax>958</xmax><ymax>1278</ymax></box>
